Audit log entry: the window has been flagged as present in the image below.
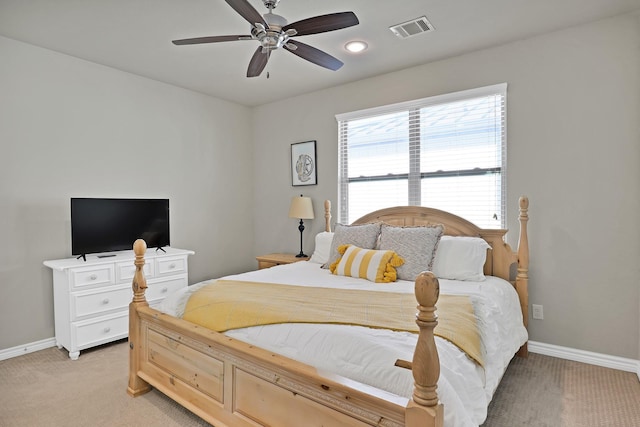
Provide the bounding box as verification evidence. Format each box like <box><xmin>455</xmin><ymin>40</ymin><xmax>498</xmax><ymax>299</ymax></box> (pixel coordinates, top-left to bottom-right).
<box><xmin>336</xmin><ymin>84</ymin><xmax>506</xmax><ymax>228</ymax></box>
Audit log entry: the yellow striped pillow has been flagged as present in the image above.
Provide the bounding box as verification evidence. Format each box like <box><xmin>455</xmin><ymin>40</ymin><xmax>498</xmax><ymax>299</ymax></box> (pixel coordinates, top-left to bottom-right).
<box><xmin>330</xmin><ymin>244</ymin><xmax>404</xmax><ymax>283</ymax></box>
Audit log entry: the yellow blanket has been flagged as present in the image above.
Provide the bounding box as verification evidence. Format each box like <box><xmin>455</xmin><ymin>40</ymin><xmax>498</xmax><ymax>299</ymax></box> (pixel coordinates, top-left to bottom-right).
<box><xmin>183</xmin><ymin>280</ymin><xmax>483</xmax><ymax>366</ymax></box>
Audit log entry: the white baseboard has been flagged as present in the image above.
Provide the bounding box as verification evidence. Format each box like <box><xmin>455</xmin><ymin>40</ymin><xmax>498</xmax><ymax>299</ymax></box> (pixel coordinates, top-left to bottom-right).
<box><xmin>0</xmin><ymin>337</ymin><xmax>56</xmax><ymax>361</ymax></box>
<box><xmin>529</xmin><ymin>340</ymin><xmax>640</xmax><ymax>381</ymax></box>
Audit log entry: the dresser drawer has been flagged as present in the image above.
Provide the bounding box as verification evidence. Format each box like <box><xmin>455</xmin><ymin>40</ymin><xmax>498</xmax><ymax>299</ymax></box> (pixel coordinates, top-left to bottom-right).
<box><xmin>71</xmin><ymin>285</ymin><xmax>131</xmax><ymax>320</ymax></box>
<box><xmin>147</xmin><ymin>277</ymin><xmax>187</xmax><ymax>302</ymax></box>
<box><xmin>116</xmin><ymin>261</ymin><xmax>154</xmax><ymax>283</ymax></box>
<box><xmin>156</xmin><ymin>256</ymin><xmax>187</xmax><ymax>277</ymax></box>
<box><xmin>71</xmin><ymin>265</ymin><xmax>115</xmax><ymax>290</ymax></box>
<box><xmin>74</xmin><ymin>312</ymin><xmax>128</xmax><ymax>349</ymax></box>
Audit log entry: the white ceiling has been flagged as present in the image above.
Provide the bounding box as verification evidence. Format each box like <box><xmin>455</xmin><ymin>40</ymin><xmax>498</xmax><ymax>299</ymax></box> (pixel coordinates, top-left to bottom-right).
<box><xmin>1</xmin><ymin>0</ymin><xmax>639</xmax><ymax>106</ymax></box>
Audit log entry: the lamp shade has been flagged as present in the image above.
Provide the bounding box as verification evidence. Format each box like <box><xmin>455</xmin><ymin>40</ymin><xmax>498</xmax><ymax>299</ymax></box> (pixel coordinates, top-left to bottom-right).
<box><xmin>288</xmin><ymin>196</ymin><xmax>314</xmax><ymax>219</ymax></box>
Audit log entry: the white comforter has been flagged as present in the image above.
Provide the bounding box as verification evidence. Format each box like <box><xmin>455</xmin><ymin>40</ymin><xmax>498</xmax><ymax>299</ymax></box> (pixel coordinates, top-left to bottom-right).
<box><xmin>159</xmin><ymin>261</ymin><xmax>527</xmax><ymax>427</ymax></box>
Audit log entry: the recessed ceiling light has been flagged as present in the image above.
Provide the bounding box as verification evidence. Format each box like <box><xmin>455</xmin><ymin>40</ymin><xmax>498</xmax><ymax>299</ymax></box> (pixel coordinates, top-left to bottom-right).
<box><xmin>345</xmin><ymin>41</ymin><xmax>368</xmax><ymax>53</ymax></box>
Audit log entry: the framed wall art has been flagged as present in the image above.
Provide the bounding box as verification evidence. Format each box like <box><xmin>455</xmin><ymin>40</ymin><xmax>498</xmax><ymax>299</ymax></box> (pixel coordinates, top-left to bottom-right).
<box><xmin>291</xmin><ymin>140</ymin><xmax>317</xmax><ymax>186</ymax></box>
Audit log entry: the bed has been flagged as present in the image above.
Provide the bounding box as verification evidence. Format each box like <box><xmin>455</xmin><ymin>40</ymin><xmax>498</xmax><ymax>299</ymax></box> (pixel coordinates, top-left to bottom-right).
<box><xmin>127</xmin><ymin>197</ymin><xmax>530</xmax><ymax>427</ymax></box>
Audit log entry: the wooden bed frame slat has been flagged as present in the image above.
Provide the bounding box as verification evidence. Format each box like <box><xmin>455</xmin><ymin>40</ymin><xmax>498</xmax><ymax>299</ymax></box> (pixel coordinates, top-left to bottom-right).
<box><xmin>128</xmin><ymin>197</ymin><xmax>529</xmax><ymax>427</ymax></box>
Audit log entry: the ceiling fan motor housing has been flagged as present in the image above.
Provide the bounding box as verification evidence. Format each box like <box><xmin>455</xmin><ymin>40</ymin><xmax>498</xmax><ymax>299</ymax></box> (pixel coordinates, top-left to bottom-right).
<box><xmin>256</xmin><ymin>12</ymin><xmax>290</xmax><ymax>51</ymax></box>
<box><xmin>263</xmin><ymin>12</ymin><xmax>287</xmax><ymax>29</ymax></box>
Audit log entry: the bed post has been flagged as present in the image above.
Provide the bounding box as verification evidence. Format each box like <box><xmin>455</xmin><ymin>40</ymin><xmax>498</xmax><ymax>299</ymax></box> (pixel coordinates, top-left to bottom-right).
<box><xmin>324</xmin><ymin>200</ymin><xmax>332</xmax><ymax>232</ymax></box>
<box><xmin>127</xmin><ymin>239</ymin><xmax>151</xmax><ymax>397</ymax></box>
<box><xmin>406</xmin><ymin>271</ymin><xmax>444</xmax><ymax>427</ymax></box>
<box><xmin>516</xmin><ymin>196</ymin><xmax>529</xmax><ymax>357</ymax></box>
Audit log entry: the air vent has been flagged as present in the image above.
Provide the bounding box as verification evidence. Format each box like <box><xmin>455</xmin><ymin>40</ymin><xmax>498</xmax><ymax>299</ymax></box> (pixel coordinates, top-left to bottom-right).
<box><xmin>389</xmin><ymin>16</ymin><xmax>434</xmax><ymax>39</ymax></box>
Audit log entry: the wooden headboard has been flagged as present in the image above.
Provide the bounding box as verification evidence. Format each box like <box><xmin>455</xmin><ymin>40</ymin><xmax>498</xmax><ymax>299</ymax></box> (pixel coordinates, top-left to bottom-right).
<box><xmin>325</xmin><ymin>197</ymin><xmax>530</xmax><ymax>351</ymax></box>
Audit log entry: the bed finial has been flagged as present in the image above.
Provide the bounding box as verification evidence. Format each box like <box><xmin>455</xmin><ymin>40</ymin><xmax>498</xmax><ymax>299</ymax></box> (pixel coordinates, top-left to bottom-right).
<box><xmin>128</xmin><ymin>239</ymin><xmax>151</xmax><ymax>397</ymax></box>
<box><xmin>324</xmin><ymin>200</ymin><xmax>332</xmax><ymax>232</ymax></box>
<box><xmin>407</xmin><ymin>271</ymin><xmax>444</xmax><ymax>425</ymax></box>
<box><xmin>516</xmin><ymin>196</ymin><xmax>529</xmax><ymax>357</ymax></box>
<box><xmin>412</xmin><ymin>271</ymin><xmax>440</xmax><ymax>407</ymax></box>
<box><xmin>132</xmin><ymin>239</ymin><xmax>148</xmax><ymax>303</ymax></box>
<box><xmin>519</xmin><ymin>196</ymin><xmax>529</xmax><ymax>222</ymax></box>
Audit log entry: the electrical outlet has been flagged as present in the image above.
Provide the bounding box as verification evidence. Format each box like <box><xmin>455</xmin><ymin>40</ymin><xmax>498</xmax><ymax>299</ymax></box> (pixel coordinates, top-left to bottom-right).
<box><xmin>532</xmin><ymin>304</ymin><xmax>544</xmax><ymax>320</ymax></box>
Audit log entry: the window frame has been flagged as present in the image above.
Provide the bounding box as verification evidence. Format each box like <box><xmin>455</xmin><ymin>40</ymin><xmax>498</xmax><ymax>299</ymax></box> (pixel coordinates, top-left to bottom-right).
<box><xmin>336</xmin><ymin>83</ymin><xmax>507</xmax><ymax>227</ymax></box>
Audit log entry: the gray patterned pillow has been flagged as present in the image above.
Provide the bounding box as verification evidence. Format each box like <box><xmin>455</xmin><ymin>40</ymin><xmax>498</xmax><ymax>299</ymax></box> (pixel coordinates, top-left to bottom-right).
<box><xmin>323</xmin><ymin>222</ymin><xmax>382</xmax><ymax>269</ymax></box>
<box><xmin>378</xmin><ymin>224</ymin><xmax>444</xmax><ymax>281</ymax></box>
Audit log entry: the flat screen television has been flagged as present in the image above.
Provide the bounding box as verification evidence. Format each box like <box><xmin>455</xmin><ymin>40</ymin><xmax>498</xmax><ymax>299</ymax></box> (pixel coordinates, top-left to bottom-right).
<box><xmin>71</xmin><ymin>198</ymin><xmax>170</xmax><ymax>258</ymax></box>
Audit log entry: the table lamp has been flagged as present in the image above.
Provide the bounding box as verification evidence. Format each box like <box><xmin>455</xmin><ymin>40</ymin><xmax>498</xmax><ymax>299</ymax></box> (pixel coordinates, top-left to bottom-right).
<box><xmin>288</xmin><ymin>195</ymin><xmax>314</xmax><ymax>257</ymax></box>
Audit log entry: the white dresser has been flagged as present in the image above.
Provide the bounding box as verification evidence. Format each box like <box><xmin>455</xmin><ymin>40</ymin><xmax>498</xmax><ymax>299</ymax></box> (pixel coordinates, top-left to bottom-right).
<box><xmin>44</xmin><ymin>247</ymin><xmax>194</xmax><ymax>360</ymax></box>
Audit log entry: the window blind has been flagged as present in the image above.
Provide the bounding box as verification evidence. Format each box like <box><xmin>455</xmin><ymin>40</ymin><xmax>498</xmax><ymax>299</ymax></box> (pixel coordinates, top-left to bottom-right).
<box><xmin>336</xmin><ymin>84</ymin><xmax>507</xmax><ymax>228</ymax></box>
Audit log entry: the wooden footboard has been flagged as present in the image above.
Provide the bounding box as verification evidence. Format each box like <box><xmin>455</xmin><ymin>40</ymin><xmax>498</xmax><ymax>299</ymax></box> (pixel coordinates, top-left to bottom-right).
<box><xmin>128</xmin><ymin>239</ymin><xmax>444</xmax><ymax>427</ymax></box>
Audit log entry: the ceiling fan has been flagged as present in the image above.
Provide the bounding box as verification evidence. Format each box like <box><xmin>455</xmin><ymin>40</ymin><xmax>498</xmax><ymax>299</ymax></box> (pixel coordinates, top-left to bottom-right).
<box><xmin>172</xmin><ymin>0</ymin><xmax>359</xmax><ymax>78</ymax></box>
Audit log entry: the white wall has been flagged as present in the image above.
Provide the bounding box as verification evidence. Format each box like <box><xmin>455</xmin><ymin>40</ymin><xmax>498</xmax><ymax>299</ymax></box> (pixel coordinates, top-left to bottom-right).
<box><xmin>2</xmin><ymin>11</ymin><xmax>639</xmax><ymax>361</ymax></box>
<box><xmin>252</xmin><ymin>12</ymin><xmax>640</xmax><ymax>359</ymax></box>
<box><xmin>0</xmin><ymin>36</ymin><xmax>255</xmax><ymax>349</ymax></box>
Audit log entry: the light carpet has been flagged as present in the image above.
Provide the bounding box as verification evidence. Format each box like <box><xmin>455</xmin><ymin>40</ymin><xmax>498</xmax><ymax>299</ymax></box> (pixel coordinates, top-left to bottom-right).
<box><xmin>1</xmin><ymin>340</ymin><xmax>639</xmax><ymax>426</ymax></box>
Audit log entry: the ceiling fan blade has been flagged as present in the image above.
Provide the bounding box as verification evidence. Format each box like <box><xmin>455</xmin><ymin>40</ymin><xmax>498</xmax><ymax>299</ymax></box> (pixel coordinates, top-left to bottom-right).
<box><xmin>283</xmin><ymin>12</ymin><xmax>359</xmax><ymax>36</ymax></box>
<box><xmin>224</xmin><ymin>0</ymin><xmax>267</xmax><ymax>27</ymax></box>
<box><xmin>285</xmin><ymin>40</ymin><xmax>343</xmax><ymax>71</ymax></box>
<box><xmin>172</xmin><ymin>35</ymin><xmax>252</xmax><ymax>45</ymax></box>
<box><xmin>247</xmin><ymin>46</ymin><xmax>269</xmax><ymax>77</ymax></box>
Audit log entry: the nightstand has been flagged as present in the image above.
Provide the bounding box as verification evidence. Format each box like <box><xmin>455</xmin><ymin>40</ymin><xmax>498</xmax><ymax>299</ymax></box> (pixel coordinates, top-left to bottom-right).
<box><xmin>256</xmin><ymin>253</ymin><xmax>309</xmax><ymax>269</ymax></box>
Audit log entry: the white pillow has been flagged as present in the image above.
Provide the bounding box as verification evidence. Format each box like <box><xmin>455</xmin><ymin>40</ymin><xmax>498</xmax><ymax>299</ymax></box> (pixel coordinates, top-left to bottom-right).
<box><xmin>308</xmin><ymin>232</ymin><xmax>334</xmax><ymax>264</ymax></box>
<box><xmin>431</xmin><ymin>236</ymin><xmax>491</xmax><ymax>281</ymax></box>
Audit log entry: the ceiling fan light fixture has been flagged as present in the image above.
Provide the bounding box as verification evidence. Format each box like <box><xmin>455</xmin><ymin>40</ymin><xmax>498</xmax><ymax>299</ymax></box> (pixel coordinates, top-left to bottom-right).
<box><xmin>345</xmin><ymin>40</ymin><xmax>368</xmax><ymax>53</ymax></box>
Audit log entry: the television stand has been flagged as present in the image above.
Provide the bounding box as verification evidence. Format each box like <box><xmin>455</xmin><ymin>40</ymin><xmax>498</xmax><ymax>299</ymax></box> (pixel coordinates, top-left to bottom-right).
<box><xmin>155</xmin><ymin>246</ymin><xmax>166</xmax><ymax>253</ymax></box>
<box><xmin>76</xmin><ymin>254</ymin><xmax>86</xmax><ymax>262</ymax></box>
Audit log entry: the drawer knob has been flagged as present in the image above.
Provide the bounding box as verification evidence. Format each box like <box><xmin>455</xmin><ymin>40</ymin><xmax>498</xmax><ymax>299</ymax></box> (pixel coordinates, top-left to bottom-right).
<box><xmin>169</xmin><ymin>263</ymin><xmax>176</xmax><ymax>269</ymax></box>
<box><xmin>103</xmin><ymin>327</ymin><xmax>111</xmax><ymax>333</ymax></box>
<box><xmin>90</xmin><ymin>274</ymin><xmax>97</xmax><ymax>280</ymax></box>
<box><xmin>102</xmin><ymin>298</ymin><xmax>110</xmax><ymax>305</ymax></box>
<box><xmin>161</xmin><ymin>287</ymin><xmax>168</xmax><ymax>293</ymax></box>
